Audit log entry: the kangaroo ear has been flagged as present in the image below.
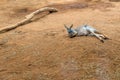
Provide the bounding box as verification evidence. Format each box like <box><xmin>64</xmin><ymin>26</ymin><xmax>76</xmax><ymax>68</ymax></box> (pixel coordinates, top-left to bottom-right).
<box><xmin>64</xmin><ymin>24</ymin><xmax>68</xmax><ymax>29</ymax></box>
<box><xmin>70</xmin><ymin>24</ymin><xmax>73</xmax><ymax>28</ymax></box>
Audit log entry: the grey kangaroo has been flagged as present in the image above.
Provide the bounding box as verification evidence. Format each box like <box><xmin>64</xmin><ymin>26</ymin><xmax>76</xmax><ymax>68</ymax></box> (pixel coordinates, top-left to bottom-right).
<box><xmin>64</xmin><ymin>24</ymin><xmax>109</xmax><ymax>43</ymax></box>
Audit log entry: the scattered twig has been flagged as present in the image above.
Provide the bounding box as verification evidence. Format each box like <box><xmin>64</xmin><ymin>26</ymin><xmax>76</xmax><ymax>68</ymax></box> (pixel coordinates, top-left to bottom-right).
<box><xmin>0</xmin><ymin>7</ymin><xmax>58</xmax><ymax>33</ymax></box>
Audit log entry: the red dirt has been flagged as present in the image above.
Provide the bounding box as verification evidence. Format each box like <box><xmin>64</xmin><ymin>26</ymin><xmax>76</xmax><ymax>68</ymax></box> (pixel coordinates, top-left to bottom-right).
<box><xmin>0</xmin><ymin>0</ymin><xmax>119</xmax><ymax>80</ymax></box>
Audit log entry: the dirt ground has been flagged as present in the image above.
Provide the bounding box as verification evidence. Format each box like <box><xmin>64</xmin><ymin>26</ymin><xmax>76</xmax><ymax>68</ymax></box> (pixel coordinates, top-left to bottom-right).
<box><xmin>0</xmin><ymin>0</ymin><xmax>120</xmax><ymax>80</ymax></box>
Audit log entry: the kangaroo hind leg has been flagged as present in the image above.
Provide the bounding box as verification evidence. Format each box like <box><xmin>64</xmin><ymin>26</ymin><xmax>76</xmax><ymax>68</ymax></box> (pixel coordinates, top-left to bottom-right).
<box><xmin>99</xmin><ymin>34</ymin><xmax>109</xmax><ymax>40</ymax></box>
<box><xmin>87</xmin><ymin>28</ymin><xmax>104</xmax><ymax>43</ymax></box>
<box><xmin>92</xmin><ymin>32</ymin><xmax>105</xmax><ymax>43</ymax></box>
<box><xmin>94</xmin><ymin>30</ymin><xmax>109</xmax><ymax>40</ymax></box>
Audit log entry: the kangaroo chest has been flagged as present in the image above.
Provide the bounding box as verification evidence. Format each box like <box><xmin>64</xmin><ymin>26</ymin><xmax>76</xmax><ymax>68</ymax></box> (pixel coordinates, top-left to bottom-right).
<box><xmin>75</xmin><ymin>27</ymin><xmax>89</xmax><ymax>36</ymax></box>
<box><xmin>75</xmin><ymin>26</ymin><xmax>97</xmax><ymax>36</ymax></box>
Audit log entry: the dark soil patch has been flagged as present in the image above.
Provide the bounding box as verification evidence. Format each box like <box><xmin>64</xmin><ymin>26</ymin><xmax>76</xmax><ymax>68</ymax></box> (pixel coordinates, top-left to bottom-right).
<box><xmin>9</xmin><ymin>7</ymin><xmax>36</xmax><ymax>18</ymax></box>
<box><xmin>48</xmin><ymin>2</ymin><xmax>88</xmax><ymax>11</ymax></box>
<box><xmin>109</xmin><ymin>0</ymin><xmax>120</xmax><ymax>2</ymax></box>
<box><xmin>48</xmin><ymin>2</ymin><xmax>113</xmax><ymax>11</ymax></box>
<box><xmin>89</xmin><ymin>2</ymin><xmax>114</xmax><ymax>11</ymax></box>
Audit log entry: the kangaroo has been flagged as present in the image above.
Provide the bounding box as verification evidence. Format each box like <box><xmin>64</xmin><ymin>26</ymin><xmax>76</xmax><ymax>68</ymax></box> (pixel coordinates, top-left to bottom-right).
<box><xmin>64</xmin><ymin>24</ymin><xmax>109</xmax><ymax>43</ymax></box>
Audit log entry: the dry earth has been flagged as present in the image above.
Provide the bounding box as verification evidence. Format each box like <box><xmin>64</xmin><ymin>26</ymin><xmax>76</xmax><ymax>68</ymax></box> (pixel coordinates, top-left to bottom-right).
<box><xmin>0</xmin><ymin>0</ymin><xmax>120</xmax><ymax>80</ymax></box>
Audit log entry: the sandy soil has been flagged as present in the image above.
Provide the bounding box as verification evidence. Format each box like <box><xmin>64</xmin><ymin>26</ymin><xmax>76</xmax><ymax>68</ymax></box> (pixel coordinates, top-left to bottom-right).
<box><xmin>0</xmin><ymin>0</ymin><xmax>119</xmax><ymax>80</ymax></box>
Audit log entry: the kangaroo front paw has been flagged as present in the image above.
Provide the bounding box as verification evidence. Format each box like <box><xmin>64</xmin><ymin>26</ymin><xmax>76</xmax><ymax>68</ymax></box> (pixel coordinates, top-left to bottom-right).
<box><xmin>100</xmin><ymin>40</ymin><xmax>104</xmax><ymax>43</ymax></box>
<box><xmin>104</xmin><ymin>37</ymin><xmax>109</xmax><ymax>40</ymax></box>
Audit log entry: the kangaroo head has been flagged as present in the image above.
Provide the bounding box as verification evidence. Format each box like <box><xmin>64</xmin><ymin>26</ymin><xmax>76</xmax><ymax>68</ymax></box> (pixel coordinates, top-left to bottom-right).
<box><xmin>64</xmin><ymin>24</ymin><xmax>77</xmax><ymax>38</ymax></box>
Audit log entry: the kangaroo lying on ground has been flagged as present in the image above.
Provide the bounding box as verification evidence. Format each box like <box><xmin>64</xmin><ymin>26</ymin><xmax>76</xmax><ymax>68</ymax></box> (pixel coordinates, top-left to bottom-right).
<box><xmin>64</xmin><ymin>24</ymin><xmax>109</xmax><ymax>43</ymax></box>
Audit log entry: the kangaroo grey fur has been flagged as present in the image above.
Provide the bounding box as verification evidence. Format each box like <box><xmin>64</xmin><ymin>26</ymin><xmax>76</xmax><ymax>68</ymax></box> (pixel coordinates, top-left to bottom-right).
<box><xmin>64</xmin><ymin>24</ymin><xmax>109</xmax><ymax>43</ymax></box>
